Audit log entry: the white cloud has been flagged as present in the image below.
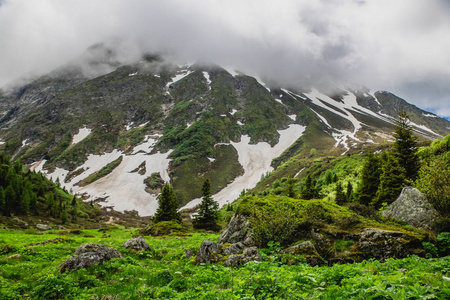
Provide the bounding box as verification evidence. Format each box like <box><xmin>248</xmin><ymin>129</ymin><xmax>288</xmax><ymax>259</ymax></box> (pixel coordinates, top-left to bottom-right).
<box><xmin>0</xmin><ymin>0</ymin><xmax>449</xmax><ymax>117</ymax></box>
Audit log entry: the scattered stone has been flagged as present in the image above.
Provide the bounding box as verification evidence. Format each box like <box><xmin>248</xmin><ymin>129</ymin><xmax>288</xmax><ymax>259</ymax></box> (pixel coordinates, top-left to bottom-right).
<box><xmin>26</xmin><ymin>237</ymin><xmax>72</xmax><ymax>247</ymax></box>
<box><xmin>219</xmin><ymin>214</ymin><xmax>254</xmax><ymax>246</ymax></box>
<box><xmin>194</xmin><ymin>241</ymin><xmax>221</xmax><ymax>264</ymax></box>
<box><xmin>399</xmin><ymin>268</ymin><xmax>408</xmax><ymax>273</ymax></box>
<box><xmin>122</xmin><ymin>236</ymin><xmax>151</xmax><ymax>252</ymax></box>
<box><xmin>222</xmin><ymin>246</ymin><xmax>262</xmax><ymax>267</ymax></box>
<box><xmin>0</xmin><ymin>225</ymin><xmax>5</xmax><ymax>229</ymax></box>
<box><xmin>5</xmin><ymin>254</ymin><xmax>22</xmax><ymax>260</ymax></box>
<box><xmin>185</xmin><ymin>249</ymin><xmax>194</xmax><ymax>259</ymax></box>
<box><xmin>60</xmin><ymin>243</ymin><xmax>122</xmax><ymax>272</ymax></box>
<box><xmin>36</xmin><ymin>224</ymin><xmax>52</xmax><ymax>231</ymax></box>
<box><xmin>382</xmin><ymin>187</ymin><xmax>440</xmax><ymax>231</ymax></box>
<box><xmin>13</xmin><ymin>217</ymin><xmax>28</xmax><ymax>228</ymax></box>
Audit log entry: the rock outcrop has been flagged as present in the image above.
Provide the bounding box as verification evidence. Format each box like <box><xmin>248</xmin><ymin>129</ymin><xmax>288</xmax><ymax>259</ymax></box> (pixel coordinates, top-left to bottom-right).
<box><xmin>382</xmin><ymin>187</ymin><xmax>439</xmax><ymax>231</ymax></box>
<box><xmin>355</xmin><ymin>228</ymin><xmax>425</xmax><ymax>261</ymax></box>
<box><xmin>279</xmin><ymin>241</ymin><xmax>324</xmax><ymax>266</ymax></box>
<box><xmin>193</xmin><ymin>240</ymin><xmax>262</xmax><ymax>267</ymax></box>
<box><xmin>218</xmin><ymin>214</ymin><xmax>253</xmax><ymax>246</ymax></box>
<box><xmin>59</xmin><ymin>243</ymin><xmax>122</xmax><ymax>272</ymax></box>
<box><xmin>36</xmin><ymin>224</ymin><xmax>52</xmax><ymax>231</ymax></box>
<box><xmin>122</xmin><ymin>236</ymin><xmax>151</xmax><ymax>252</ymax></box>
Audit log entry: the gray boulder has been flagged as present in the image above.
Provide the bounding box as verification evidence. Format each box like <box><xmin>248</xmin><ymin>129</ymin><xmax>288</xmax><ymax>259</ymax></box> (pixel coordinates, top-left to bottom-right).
<box><xmin>194</xmin><ymin>241</ymin><xmax>221</xmax><ymax>264</ymax></box>
<box><xmin>222</xmin><ymin>246</ymin><xmax>262</xmax><ymax>267</ymax></box>
<box><xmin>279</xmin><ymin>241</ymin><xmax>324</xmax><ymax>266</ymax></box>
<box><xmin>382</xmin><ymin>186</ymin><xmax>439</xmax><ymax>231</ymax></box>
<box><xmin>36</xmin><ymin>224</ymin><xmax>52</xmax><ymax>231</ymax></box>
<box><xmin>218</xmin><ymin>214</ymin><xmax>253</xmax><ymax>246</ymax></box>
<box><xmin>60</xmin><ymin>243</ymin><xmax>122</xmax><ymax>272</ymax></box>
<box><xmin>356</xmin><ymin>228</ymin><xmax>425</xmax><ymax>261</ymax></box>
<box><xmin>122</xmin><ymin>236</ymin><xmax>151</xmax><ymax>252</ymax></box>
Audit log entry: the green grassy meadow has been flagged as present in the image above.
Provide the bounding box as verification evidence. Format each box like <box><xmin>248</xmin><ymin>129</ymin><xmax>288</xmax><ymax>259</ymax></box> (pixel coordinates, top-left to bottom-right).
<box><xmin>1</xmin><ymin>228</ymin><xmax>449</xmax><ymax>299</ymax></box>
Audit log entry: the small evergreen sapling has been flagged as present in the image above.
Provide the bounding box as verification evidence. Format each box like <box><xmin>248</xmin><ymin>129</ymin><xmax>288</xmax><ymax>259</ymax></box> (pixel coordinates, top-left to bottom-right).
<box><xmin>153</xmin><ymin>184</ymin><xmax>181</xmax><ymax>223</ymax></box>
<box><xmin>193</xmin><ymin>178</ymin><xmax>220</xmax><ymax>231</ymax></box>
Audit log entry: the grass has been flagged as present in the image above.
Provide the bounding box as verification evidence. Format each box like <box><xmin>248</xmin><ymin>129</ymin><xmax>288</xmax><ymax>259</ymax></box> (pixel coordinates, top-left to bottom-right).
<box><xmin>76</xmin><ymin>156</ymin><xmax>123</xmax><ymax>187</ymax></box>
<box><xmin>0</xmin><ymin>227</ymin><xmax>449</xmax><ymax>299</ymax></box>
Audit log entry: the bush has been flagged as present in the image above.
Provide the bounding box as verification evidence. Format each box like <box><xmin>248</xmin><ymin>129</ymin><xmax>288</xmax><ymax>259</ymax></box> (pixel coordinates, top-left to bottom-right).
<box><xmin>415</xmin><ymin>153</ymin><xmax>450</xmax><ymax>214</ymax></box>
<box><xmin>437</xmin><ymin>232</ymin><xmax>450</xmax><ymax>256</ymax></box>
<box><xmin>141</xmin><ymin>221</ymin><xmax>187</xmax><ymax>236</ymax></box>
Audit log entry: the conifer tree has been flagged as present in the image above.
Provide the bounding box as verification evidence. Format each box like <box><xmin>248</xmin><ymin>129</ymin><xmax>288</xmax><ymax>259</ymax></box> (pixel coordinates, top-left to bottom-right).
<box><xmin>153</xmin><ymin>183</ymin><xmax>181</xmax><ymax>223</ymax></box>
<box><xmin>373</xmin><ymin>154</ymin><xmax>406</xmax><ymax>208</ymax></box>
<box><xmin>0</xmin><ymin>187</ymin><xmax>5</xmax><ymax>215</ymax></box>
<box><xmin>300</xmin><ymin>174</ymin><xmax>320</xmax><ymax>200</ymax></box>
<box><xmin>392</xmin><ymin>110</ymin><xmax>419</xmax><ymax>182</ymax></box>
<box><xmin>284</xmin><ymin>176</ymin><xmax>296</xmax><ymax>198</ymax></box>
<box><xmin>4</xmin><ymin>185</ymin><xmax>15</xmax><ymax>217</ymax></box>
<box><xmin>193</xmin><ymin>178</ymin><xmax>219</xmax><ymax>231</ymax></box>
<box><xmin>358</xmin><ymin>153</ymin><xmax>382</xmax><ymax>206</ymax></box>
<box><xmin>345</xmin><ymin>181</ymin><xmax>353</xmax><ymax>202</ymax></box>
<box><xmin>335</xmin><ymin>182</ymin><xmax>346</xmax><ymax>205</ymax></box>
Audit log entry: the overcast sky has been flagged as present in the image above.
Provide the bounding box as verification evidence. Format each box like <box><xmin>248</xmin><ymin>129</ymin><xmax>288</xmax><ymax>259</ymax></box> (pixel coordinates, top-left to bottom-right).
<box><xmin>1</xmin><ymin>0</ymin><xmax>450</xmax><ymax>118</ymax></box>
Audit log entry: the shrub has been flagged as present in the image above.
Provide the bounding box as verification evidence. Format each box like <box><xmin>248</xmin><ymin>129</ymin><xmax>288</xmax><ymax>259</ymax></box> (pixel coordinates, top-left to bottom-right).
<box><xmin>141</xmin><ymin>221</ymin><xmax>187</xmax><ymax>236</ymax></box>
<box><xmin>437</xmin><ymin>232</ymin><xmax>450</xmax><ymax>256</ymax></box>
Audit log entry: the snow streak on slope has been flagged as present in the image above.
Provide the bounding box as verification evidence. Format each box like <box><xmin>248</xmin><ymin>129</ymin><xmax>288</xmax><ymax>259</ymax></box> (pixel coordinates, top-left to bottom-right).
<box><xmin>182</xmin><ymin>124</ymin><xmax>306</xmax><ymax>209</ymax></box>
<box><xmin>72</xmin><ymin>127</ymin><xmax>91</xmax><ymax>145</ymax></box>
<box><xmin>166</xmin><ymin>69</ymin><xmax>194</xmax><ymax>91</ymax></box>
<box><xmin>202</xmin><ymin>71</ymin><xmax>211</xmax><ymax>90</ymax></box>
<box><xmin>44</xmin><ymin>138</ymin><xmax>171</xmax><ymax>216</ymax></box>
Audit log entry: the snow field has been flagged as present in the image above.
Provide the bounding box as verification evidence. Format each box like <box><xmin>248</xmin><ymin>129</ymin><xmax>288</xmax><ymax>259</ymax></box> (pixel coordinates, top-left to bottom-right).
<box><xmin>182</xmin><ymin>124</ymin><xmax>306</xmax><ymax>209</ymax></box>
<box><xmin>72</xmin><ymin>127</ymin><xmax>92</xmax><ymax>145</ymax></box>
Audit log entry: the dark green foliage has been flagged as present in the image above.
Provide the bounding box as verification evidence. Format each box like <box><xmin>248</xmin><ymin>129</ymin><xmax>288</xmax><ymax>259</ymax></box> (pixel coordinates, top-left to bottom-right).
<box><xmin>153</xmin><ymin>184</ymin><xmax>181</xmax><ymax>224</ymax></box>
<box><xmin>193</xmin><ymin>178</ymin><xmax>220</xmax><ymax>231</ymax></box>
<box><xmin>335</xmin><ymin>182</ymin><xmax>346</xmax><ymax>205</ymax></box>
<box><xmin>436</xmin><ymin>232</ymin><xmax>450</xmax><ymax>256</ymax></box>
<box><xmin>345</xmin><ymin>181</ymin><xmax>353</xmax><ymax>202</ymax></box>
<box><xmin>358</xmin><ymin>153</ymin><xmax>382</xmax><ymax>206</ymax></box>
<box><xmin>300</xmin><ymin>174</ymin><xmax>320</xmax><ymax>200</ymax></box>
<box><xmin>283</xmin><ymin>176</ymin><xmax>296</xmax><ymax>198</ymax></box>
<box><xmin>392</xmin><ymin>110</ymin><xmax>419</xmax><ymax>182</ymax></box>
<box><xmin>415</xmin><ymin>152</ymin><xmax>450</xmax><ymax>215</ymax></box>
<box><xmin>373</xmin><ymin>154</ymin><xmax>406</xmax><ymax>208</ymax></box>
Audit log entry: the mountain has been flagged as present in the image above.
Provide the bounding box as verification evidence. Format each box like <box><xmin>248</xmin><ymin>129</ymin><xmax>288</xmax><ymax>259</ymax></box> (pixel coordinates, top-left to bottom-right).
<box><xmin>1</xmin><ymin>45</ymin><xmax>449</xmax><ymax>216</ymax></box>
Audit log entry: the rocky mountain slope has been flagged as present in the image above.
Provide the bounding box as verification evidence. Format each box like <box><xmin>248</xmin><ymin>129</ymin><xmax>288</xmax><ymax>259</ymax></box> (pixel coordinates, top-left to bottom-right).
<box><xmin>1</xmin><ymin>45</ymin><xmax>449</xmax><ymax>216</ymax></box>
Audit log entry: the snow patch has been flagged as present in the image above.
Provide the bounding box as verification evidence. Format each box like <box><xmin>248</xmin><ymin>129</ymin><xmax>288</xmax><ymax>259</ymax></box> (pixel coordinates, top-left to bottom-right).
<box><xmin>22</xmin><ymin>139</ymin><xmax>29</xmax><ymax>147</ymax></box>
<box><xmin>275</xmin><ymin>99</ymin><xmax>284</xmax><ymax>105</ymax></box>
<box><xmin>422</xmin><ymin>113</ymin><xmax>437</xmax><ymax>118</ymax></box>
<box><xmin>250</xmin><ymin>74</ymin><xmax>270</xmax><ymax>92</ymax></box>
<box><xmin>138</xmin><ymin>122</ymin><xmax>149</xmax><ymax>128</ymax></box>
<box><xmin>224</xmin><ymin>67</ymin><xmax>239</xmax><ymax>77</ymax></box>
<box><xmin>294</xmin><ymin>167</ymin><xmax>305</xmax><ymax>178</ymax></box>
<box><xmin>237</xmin><ymin>121</ymin><xmax>244</xmax><ymax>126</ymax></box>
<box><xmin>202</xmin><ymin>71</ymin><xmax>211</xmax><ymax>90</ymax></box>
<box><xmin>72</xmin><ymin>127</ymin><xmax>91</xmax><ymax>145</ymax></box>
<box><xmin>166</xmin><ymin>70</ymin><xmax>194</xmax><ymax>89</ymax></box>
<box><xmin>154</xmin><ymin>74</ymin><xmax>160</xmax><ymax>78</ymax></box>
<box><xmin>310</xmin><ymin>109</ymin><xmax>331</xmax><ymax>128</ymax></box>
<box><xmin>220</xmin><ymin>114</ymin><xmax>227</xmax><ymax>117</ymax></box>
<box><xmin>207</xmin><ymin>157</ymin><xmax>215</xmax><ymax>163</ymax></box>
<box><xmin>132</xmin><ymin>136</ymin><xmax>158</xmax><ymax>154</ymax></box>
<box><xmin>182</xmin><ymin>124</ymin><xmax>306</xmax><ymax>209</ymax></box>
<box><xmin>288</xmin><ymin>114</ymin><xmax>296</xmax><ymax>121</ymax></box>
<box><xmin>30</xmin><ymin>159</ymin><xmax>47</xmax><ymax>173</ymax></box>
<box><xmin>128</xmin><ymin>72</ymin><xmax>138</xmax><ymax>77</ymax></box>
<box><xmin>125</xmin><ymin>122</ymin><xmax>134</xmax><ymax>131</ymax></box>
<box><xmin>230</xmin><ymin>109</ymin><xmax>238</xmax><ymax>115</ymax></box>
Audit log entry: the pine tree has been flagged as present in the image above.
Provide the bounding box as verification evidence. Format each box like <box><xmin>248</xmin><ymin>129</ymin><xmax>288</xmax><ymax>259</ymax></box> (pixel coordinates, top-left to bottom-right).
<box><xmin>335</xmin><ymin>182</ymin><xmax>346</xmax><ymax>205</ymax></box>
<box><xmin>284</xmin><ymin>176</ymin><xmax>296</xmax><ymax>198</ymax></box>
<box><xmin>358</xmin><ymin>153</ymin><xmax>382</xmax><ymax>206</ymax></box>
<box><xmin>392</xmin><ymin>110</ymin><xmax>419</xmax><ymax>182</ymax></box>
<box><xmin>60</xmin><ymin>206</ymin><xmax>68</xmax><ymax>224</ymax></box>
<box><xmin>193</xmin><ymin>178</ymin><xmax>219</xmax><ymax>231</ymax></box>
<box><xmin>300</xmin><ymin>174</ymin><xmax>320</xmax><ymax>200</ymax></box>
<box><xmin>4</xmin><ymin>184</ymin><xmax>15</xmax><ymax>217</ymax></box>
<box><xmin>0</xmin><ymin>187</ymin><xmax>5</xmax><ymax>215</ymax></box>
<box><xmin>373</xmin><ymin>154</ymin><xmax>406</xmax><ymax>208</ymax></box>
<box><xmin>345</xmin><ymin>181</ymin><xmax>353</xmax><ymax>202</ymax></box>
<box><xmin>153</xmin><ymin>183</ymin><xmax>181</xmax><ymax>223</ymax></box>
